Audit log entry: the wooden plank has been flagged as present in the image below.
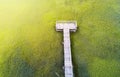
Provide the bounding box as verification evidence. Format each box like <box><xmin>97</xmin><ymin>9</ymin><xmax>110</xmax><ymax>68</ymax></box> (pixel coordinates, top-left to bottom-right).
<box><xmin>63</xmin><ymin>28</ymin><xmax>73</xmax><ymax>77</ymax></box>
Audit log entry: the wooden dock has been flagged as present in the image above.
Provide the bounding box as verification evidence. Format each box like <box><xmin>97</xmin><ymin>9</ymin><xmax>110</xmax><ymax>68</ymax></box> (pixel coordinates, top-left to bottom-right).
<box><xmin>56</xmin><ymin>21</ymin><xmax>77</xmax><ymax>77</ymax></box>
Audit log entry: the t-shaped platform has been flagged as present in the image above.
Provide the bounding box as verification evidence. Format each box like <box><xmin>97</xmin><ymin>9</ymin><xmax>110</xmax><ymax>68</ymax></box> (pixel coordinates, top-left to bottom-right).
<box><xmin>56</xmin><ymin>21</ymin><xmax>77</xmax><ymax>77</ymax></box>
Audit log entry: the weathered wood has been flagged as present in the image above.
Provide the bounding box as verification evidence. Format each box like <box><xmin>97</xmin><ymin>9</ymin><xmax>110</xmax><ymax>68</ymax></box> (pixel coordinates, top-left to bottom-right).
<box><xmin>56</xmin><ymin>21</ymin><xmax>77</xmax><ymax>77</ymax></box>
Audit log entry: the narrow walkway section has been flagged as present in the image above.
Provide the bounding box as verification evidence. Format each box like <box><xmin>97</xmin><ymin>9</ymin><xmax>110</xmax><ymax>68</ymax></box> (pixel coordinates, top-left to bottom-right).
<box><xmin>56</xmin><ymin>21</ymin><xmax>77</xmax><ymax>77</ymax></box>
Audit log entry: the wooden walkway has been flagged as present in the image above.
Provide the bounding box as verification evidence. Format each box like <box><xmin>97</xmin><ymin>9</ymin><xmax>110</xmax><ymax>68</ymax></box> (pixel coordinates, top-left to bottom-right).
<box><xmin>56</xmin><ymin>21</ymin><xmax>77</xmax><ymax>77</ymax></box>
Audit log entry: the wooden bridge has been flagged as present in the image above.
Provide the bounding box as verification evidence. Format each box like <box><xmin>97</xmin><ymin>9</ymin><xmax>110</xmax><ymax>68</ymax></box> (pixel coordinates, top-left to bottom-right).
<box><xmin>56</xmin><ymin>21</ymin><xmax>77</xmax><ymax>77</ymax></box>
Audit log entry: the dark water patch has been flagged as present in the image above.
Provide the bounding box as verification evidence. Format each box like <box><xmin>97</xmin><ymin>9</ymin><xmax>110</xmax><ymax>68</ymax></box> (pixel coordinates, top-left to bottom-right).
<box><xmin>1</xmin><ymin>52</ymin><xmax>35</xmax><ymax>77</ymax></box>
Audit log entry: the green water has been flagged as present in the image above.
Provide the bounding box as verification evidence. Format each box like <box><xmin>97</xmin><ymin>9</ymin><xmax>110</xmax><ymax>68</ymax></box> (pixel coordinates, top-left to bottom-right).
<box><xmin>0</xmin><ymin>0</ymin><xmax>120</xmax><ymax>77</ymax></box>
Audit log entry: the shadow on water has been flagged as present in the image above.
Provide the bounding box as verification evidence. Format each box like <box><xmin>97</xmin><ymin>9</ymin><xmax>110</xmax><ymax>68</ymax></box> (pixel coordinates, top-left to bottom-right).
<box><xmin>71</xmin><ymin>27</ymin><xmax>90</xmax><ymax>77</ymax></box>
<box><xmin>73</xmin><ymin>61</ymin><xmax>90</xmax><ymax>77</ymax></box>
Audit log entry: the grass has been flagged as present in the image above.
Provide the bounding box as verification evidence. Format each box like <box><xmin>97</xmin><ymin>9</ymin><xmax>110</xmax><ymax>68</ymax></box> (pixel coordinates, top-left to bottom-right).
<box><xmin>0</xmin><ymin>0</ymin><xmax>120</xmax><ymax>77</ymax></box>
